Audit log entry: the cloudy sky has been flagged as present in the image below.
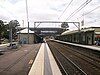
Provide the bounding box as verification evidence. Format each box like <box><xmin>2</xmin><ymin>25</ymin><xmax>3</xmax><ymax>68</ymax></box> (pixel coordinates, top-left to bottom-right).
<box><xmin>0</xmin><ymin>0</ymin><xmax>100</xmax><ymax>29</ymax></box>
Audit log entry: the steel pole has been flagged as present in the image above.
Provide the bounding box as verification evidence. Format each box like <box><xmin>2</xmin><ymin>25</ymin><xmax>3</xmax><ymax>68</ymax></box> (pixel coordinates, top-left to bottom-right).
<box><xmin>27</xmin><ymin>21</ymin><xmax>29</xmax><ymax>44</ymax></box>
<box><xmin>10</xmin><ymin>28</ymin><xmax>12</xmax><ymax>48</ymax></box>
<box><xmin>26</xmin><ymin>0</ymin><xmax>29</xmax><ymax>44</ymax></box>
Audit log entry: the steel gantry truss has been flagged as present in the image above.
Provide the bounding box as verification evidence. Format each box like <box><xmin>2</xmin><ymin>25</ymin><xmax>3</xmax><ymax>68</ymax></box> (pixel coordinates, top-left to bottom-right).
<box><xmin>34</xmin><ymin>21</ymin><xmax>80</xmax><ymax>29</ymax></box>
<box><xmin>33</xmin><ymin>21</ymin><xmax>81</xmax><ymax>37</ymax></box>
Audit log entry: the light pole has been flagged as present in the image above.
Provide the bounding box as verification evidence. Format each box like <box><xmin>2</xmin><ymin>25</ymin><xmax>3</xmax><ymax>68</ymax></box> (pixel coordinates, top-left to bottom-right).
<box><xmin>9</xmin><ymin>22</ymin><xmax>13</xmax><ymax>48</ymax></box>
<box><xmin>26</xmin><ymin>0</ymin><xmax>29</xmax><ymax>44</ymax></box>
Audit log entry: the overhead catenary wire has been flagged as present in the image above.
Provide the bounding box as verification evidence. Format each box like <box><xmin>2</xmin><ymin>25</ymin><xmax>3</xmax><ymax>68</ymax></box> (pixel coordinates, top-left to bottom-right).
<box><xmin>80</xmin><ymin>6</ymin><xmax>100</xmax><ymax>25</ymax></box>
<box><xmin>65</xmin><ymin>0</ymin><xmax>92</xmax><ymax>21</ymax></box>
<box><xmin>58</xmin><ymin>0</ymin><xmax>74</xmax><ymax>20</ymax></box>
<box><xmin>66</xmin><ymin>0</ymin><xmax>92</xmax><ymax>21</ymax></box>
<box><xmin>78</xmin><ymin>6</ymin><xmax>100</xmax><ymax>19</ymax></box>
<box><xmin>86</xmin><ymin>19</ymin><xmax>100</xmax><ymax>24</ymax></box>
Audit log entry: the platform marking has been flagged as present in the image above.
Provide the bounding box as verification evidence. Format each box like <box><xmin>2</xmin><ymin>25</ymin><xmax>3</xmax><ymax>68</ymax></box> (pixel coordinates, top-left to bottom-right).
<box><xmin>28</xmin><ymin>60</ymin><xmax>33</xmax><ymax>65</ymax></box>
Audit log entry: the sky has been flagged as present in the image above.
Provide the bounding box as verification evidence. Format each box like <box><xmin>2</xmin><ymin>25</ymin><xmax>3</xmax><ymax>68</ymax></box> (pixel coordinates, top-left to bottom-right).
<box><xmin>0</xmin><ymin>0</ymin><xmax>100</xmax><ymax>30</ymax></box>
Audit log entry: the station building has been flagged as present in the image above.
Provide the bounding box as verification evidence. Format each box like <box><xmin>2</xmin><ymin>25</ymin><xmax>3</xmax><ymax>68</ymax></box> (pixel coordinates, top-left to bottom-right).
<box><xmin>17</xmin><ymin>28</ymin><xmax>35</xmax><ymax>44</ymax></box>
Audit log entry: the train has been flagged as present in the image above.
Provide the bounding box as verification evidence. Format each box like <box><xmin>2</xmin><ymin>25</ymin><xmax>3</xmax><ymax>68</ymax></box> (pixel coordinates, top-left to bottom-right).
<box><xmin>55</xmin><ymin>27</ymin><xmax>100</xmax><ymax>45</ymax></box>
<box><xmin>34</xmin><ymin>34</ymin><xmax>44</xmax><ymax>43</ymax></box>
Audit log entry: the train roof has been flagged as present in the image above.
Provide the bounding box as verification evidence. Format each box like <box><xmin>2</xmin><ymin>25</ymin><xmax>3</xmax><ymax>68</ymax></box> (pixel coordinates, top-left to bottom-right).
<box><xmin>95</xmin><ymin>32</ymin><xmax>100</xmax><ymax>34</ymax></box>
<box><xmin>81</xmin><ymin>28</ymin><xmax>94</xmax><ymax>32</ymax></box>
<box><xmin>61</xmin><ymin>27</ymin><xmax>100</xmax><ymax>35</ymax></box>
<box><xmin>61</xmin><ymin>30</ymin><xmax>78</xmax><ymax>35</ymax></box>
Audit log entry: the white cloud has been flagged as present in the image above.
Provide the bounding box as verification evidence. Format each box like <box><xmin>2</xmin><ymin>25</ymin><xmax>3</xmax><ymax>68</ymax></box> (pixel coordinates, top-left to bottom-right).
<box><xmin>0</xmin><ymin>0</ymin><xmax>100</xmax><ymax>28</ymax></box>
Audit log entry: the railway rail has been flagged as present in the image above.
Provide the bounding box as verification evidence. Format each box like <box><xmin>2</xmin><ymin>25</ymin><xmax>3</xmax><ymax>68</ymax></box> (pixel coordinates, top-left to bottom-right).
<box><xmin>0</xmin><ymin>44</ymin><xmax>41</xmax><ymax>75</ymax></box>
<box><xmin>47</xmin><ymin>41</ymin><xmax>87</xmax><ymax>75</ymax></box>
<box><xmin>47</xmin><ymin>41</ymin><xmax>100</xmax><ymax>75</ymax></box>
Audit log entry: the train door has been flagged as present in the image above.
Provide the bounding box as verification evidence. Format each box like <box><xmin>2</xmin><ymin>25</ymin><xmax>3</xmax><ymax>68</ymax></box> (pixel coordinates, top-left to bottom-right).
<box><xmin>82</xmin><ymin>33</ymin><xmax>86</xmax><ymax>44</ymax></box>
<box><xmin>86</xmin><ymin>32</ymin><xmax>94</xmax><ymax>45</ymax></box>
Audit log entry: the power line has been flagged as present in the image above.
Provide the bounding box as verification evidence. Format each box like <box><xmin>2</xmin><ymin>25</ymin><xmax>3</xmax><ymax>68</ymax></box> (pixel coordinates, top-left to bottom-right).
<box><xmin>86</xmin><ymin>19</ymin><xmax>100</xmax><ymax>24</ymax></box>
<box><xmin>65</xmin><ymin>0</ymin><xmax>92</xmax><ymax>21</ymax></box>
<box><xmin>58</xmin><ymin>0</ymin><xmax>74</xmax><ymax>20</ymax></box>
<box><xmin>78</xmin><ymin>6</ymin><xmax>100</xmax><ymax>18</ymax></box>
<box><xmin>66</xmin><ymin>0</ymin><xmax>92</xmax><ymax>20</ymax></box>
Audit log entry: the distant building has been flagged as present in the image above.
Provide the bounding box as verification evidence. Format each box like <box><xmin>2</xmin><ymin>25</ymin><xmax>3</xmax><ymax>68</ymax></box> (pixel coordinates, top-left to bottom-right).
<box><xmin>17</xmin><ymin>28</ymin><xmax>35</xmax><ymax>44</ymax></box>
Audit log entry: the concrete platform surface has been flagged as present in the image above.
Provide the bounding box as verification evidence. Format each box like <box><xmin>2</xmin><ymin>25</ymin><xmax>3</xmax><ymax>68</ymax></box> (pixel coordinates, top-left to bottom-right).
<box><xmin>28</xmin><ymin>43</ymin><xmax>62</xmax><ymax>75</ymax></box>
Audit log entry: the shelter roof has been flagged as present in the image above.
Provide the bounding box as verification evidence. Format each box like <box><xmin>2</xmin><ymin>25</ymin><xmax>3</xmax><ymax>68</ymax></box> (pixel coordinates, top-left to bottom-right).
<box><xmin>17</xmin><ymin>28</ymin><xmax>34</xmax><ymax>34</ymax></box>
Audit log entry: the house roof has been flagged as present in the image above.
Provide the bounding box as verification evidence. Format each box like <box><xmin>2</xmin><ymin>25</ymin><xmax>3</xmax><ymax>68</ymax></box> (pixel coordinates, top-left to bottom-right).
<box><xmin>17</xmin><ymin>28</ymin><xmax>34</xmax><ymax>34</ymax></box>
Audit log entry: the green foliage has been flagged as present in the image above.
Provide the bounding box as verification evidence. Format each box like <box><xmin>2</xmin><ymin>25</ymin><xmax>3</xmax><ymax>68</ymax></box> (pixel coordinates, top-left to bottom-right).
<box><xmin>0</xmin><ymin>20</ymin><xmax>20</xmax><ymax>44</ymax></box>
<box><xmin>0</xmin><ymin>20</ymin><xmax>6</xmax><ymax>44</ymax></box>
<box><xmin>9</xmin><ymin>20</ymin><xmax>20</xmax><ymax>40</ymax></box>
<box><xmin>3</xmin><ymin>24</ymin><xmax>9</xmax><ymax>39</ymax></box>
<box><xmin>0</xmin><ymin>20</ymin><xmax>5</xmax><ymax>34</ymax></box>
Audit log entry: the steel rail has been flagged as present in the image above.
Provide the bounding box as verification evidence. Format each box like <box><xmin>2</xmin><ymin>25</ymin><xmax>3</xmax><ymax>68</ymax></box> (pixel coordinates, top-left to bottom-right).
<box><xmin>48</xmin><ymin>42</ymin><xmax>87</xmax><ymax>75</ymax></box>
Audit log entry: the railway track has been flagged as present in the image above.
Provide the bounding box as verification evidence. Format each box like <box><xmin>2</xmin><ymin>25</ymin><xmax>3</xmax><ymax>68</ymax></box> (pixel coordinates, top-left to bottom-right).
<box><xmin>47</xmin><ymin>41</ymin><xmax>100</xmax><ymax>75</ymax></box>
<box><xmin>47</xmin><ymin>41</ymin><xmax>87</xmax><ymax>75</ymax></box>
<box><xmin>0</xmin><ymin>44</ymin><xmax>41</xmax><ymax>74</ymax></box>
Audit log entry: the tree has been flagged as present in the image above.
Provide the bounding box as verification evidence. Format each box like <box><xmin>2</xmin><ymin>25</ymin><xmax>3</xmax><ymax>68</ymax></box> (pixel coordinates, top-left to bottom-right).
<box><xmin>9</xmin><ymin>20</ymin><xmax>20</xmax><ymax>41</ymax></box>
<box><xmin>0</xmin><ymin>20</ymin><xmax>20</xmax><ymax>44</ymax></box>
<box><xmin>61</xmin><ymin>22</ymin><xmax>69</xmax><ymax>29</ymax></box>
<box><xmin>3</xmin><ymin>24</ymin><xmax>9</xmax><ymax>39</ymax></box>
<box><xmin>0</xmin><ymin>20</ymin><xmax>5</xmax><ymax>44</ymax></box>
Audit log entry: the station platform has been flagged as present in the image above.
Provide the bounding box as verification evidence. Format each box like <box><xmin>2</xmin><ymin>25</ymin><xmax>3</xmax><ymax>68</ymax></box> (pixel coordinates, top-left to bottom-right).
<box><xmin>28</xmin><ymin>43</ymin><xmax>62</xmax><ymax>75</ymax></box>
<box><xmin>52</xmin><ymin>39</ymin><xmax>100</xmax><ymax>51</ymax></box>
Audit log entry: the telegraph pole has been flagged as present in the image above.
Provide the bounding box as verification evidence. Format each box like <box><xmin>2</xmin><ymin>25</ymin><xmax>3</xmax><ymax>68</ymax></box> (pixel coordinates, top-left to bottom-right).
<box><xmin>10</xmin><ymin>27</ymin><xmax>12</xmax><ymax>48</ymax></box>
<box><xmin>26</xmin><ymin>0</ymin><xmax>29</xmax><ymax>44</ymax></box>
